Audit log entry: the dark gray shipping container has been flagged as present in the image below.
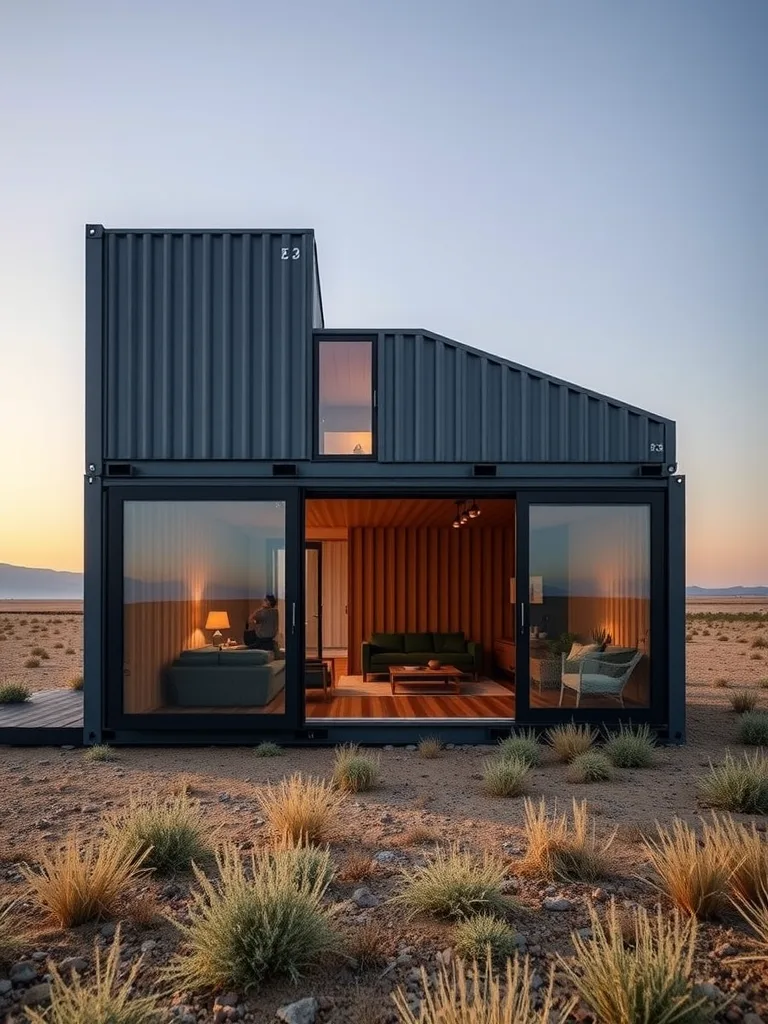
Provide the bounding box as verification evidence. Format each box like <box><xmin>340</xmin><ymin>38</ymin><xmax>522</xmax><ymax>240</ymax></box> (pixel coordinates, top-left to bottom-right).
<box><xmin>94</xmin><ymin>227</ymin><xmax>318</xmax><ymax>463</ymax></box>
<box><xmin>376</xmin><ymin>331</ymin><xmax>674</xmax><ymax>465</ymax></box>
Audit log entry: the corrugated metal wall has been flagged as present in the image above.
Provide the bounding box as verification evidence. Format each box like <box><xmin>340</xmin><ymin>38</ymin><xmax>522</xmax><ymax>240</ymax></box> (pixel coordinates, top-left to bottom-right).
<box><xmin>103</xmin><ymin>230</ymin><xmax>314</xmax><ymax>461</ymax></box>
<box><xmin>378</xmin><ymin>332</ymin><xmax>673</xmax><ymax>464</ymax></box>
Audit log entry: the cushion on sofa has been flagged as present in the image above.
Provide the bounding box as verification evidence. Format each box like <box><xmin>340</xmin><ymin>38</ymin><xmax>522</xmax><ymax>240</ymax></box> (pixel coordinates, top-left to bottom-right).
<box><xmin>220</xmin><ymin>648</ymin><xmax>272</xmax><ymax>665</ymax></box>
<box><xmin>370</xmin><ymin>632</ymin><xmax>404</xmax><ymax>652</ymax></box>
<box><xmin>370</xmin><ymin>651</ymin><xmax>475</xmax><ymax>667</ymax></box>
<box><xmin>178</xmin><ymin>648</ymin><xmax>220</xmax><ymax>664</ymax></box>
<box><xmin>433</xmin><ymin>632</ymin><xmax>466</xmax><ymax>654</ymax></box>
<box><xmin>404</xmin><ymin>632</ymin><xmax>434</xmax><ymax>654</ymax></box>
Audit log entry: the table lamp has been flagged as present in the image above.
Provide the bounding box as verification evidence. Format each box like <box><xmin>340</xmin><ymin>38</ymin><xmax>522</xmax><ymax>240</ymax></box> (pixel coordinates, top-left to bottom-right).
<box><xmin>205</xmin><ymin>610</ymin><xmax>230</xmax><ymax>648</ymax></box>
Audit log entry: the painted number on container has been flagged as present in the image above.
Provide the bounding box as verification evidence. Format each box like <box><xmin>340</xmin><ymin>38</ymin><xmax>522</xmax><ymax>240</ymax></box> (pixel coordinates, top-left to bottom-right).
<box><xmin>650</xmin><ymin>443</ymin><xmax>664</xmax><ymax>453</ymax></box>
<box><xmin>281</xmin><ymin>247</ymin><xmax>301</xmax><ymax>260</ymax></box>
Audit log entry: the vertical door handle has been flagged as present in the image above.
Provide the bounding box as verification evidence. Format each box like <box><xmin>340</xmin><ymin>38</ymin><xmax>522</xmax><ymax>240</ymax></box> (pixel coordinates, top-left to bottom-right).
<box><xmin>292</xmin><ymin>602</ymin><xmax>296</xmax><ymax>633</ymax></box>
<box><xmin>519</xmin><ymin>601</ymin><xmax>526</xmax><ymax>636</ymax></box>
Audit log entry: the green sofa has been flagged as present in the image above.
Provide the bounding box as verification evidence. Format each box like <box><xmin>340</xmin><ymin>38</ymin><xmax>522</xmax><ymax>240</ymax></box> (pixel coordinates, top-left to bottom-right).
<box><xmin>362</xmin><ymin>632</ymin><xmax>482</xmax><ymax>681</ymax></box>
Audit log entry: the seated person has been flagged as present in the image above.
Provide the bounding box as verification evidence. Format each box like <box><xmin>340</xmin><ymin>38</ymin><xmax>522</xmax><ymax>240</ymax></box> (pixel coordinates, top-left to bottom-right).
<box><xmin>244</xmin><ymin>594</ymin><xmax>279</xmax><ymax>652</ymax></box>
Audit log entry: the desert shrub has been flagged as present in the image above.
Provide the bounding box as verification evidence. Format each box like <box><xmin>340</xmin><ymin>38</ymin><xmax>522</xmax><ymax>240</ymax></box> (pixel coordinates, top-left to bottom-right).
<box><xmin>566</xmin><ymin>750</ymin><xmax>614</xmax><ymax>783</ymax></box>
<box><xmin>560</xmin><ymin>901</ymin><xmax>713</xmax><ymax>1024</ymax></box>
<box><xmin>545</xmin><ymin>722</ymin><xmax>597</xmax><ymax>762</ymax></box>
<box><xmin>760</xmin><ymin>678</ymin><xmax>768</xmax><ymax>690</ymax></box>
<box><xmin>643</xmin><ymin>818</ymin><xmax>730</xmax><ymax>919</ymax></box>
<box><xmin>166</xmin><ymin>844</ymin><xmax>338</xmax><ymax>992</ymax></box>
<box><xmin>730</xmin><ymin>690</ymin><xmax>758</xmax><ymax>713</ymax></box>
<box><xmin>84</xmin><ymin>744</ymin><xmax>117</xmax><ymax>763</ymax></box>
<box><xmin>604</xmin><ymin>723</ymin><xmax>657</xmax><ymax>768</ymax></box>
<box><xmin>752</xmin><ymin>636</ymin><xmax>768</xmax><ymax>649</ymax></box>
<box><xmin>22</xmin><ymin>835</ymin><xmax>149</xmax><ymax>927</ymax></box>
<box><xmin>338</xmin><ymin>850</ymin><xmax>375</xmax><ymax>882</ymax></box>
<box><xmin>24</xmin><ymin>657</ymin><xmax>41</xmax><ymax>669</ymax></box>
<box><xmin>344</xmin><ymin>919</ymin><xmax>390</xmax><ymax>969</ymax></box>
<box><xmin>737</xmin><ymin>711</ymin><xmax>768</xmax><ymax>746</ymax></box>
<box><xmin>454</xmin><ymin>913</ymin><xmax>519</xmax><ymax>965</ymax></box>
<box><xmin>392</xmin><ymin>956</ymin><xmax>574</xmax><ymax>1024</ymax></box>
<box><xmin>272</xmin><ymin>835</ymin><xmax>335</xmax><ymax>892</ymax></box>
<box><xmin>702</xmin><ymin>629</ymin><xmax>711</xmax><ymax>636</ymax></box>
<box><xmin>332</xmin><ymin>744</ymin><xmax>380</xmax><ymax>792</ymax></box>
<box><xmin>704</xmin><ymin>814</ymin><xmax>768</xmax><ymax>904</ymax></box>
<box><xmin>417</xmin><ymin>735</ymin><xmax>443</xmax><ymax>758</ymax></box>
<box><xmin>393</xmin><ymin>825</ymin><xmax>439</xmax><ymax>848</ymax></box>
<box><xmin>65</xmin><ymin>647</ymin><xmax>76</xmax><ymax>656</ymax></box>
<box><xmin>68</xmin><ymin>675</ymin><xmax>84</xmax><ymax>691</ymax></box>
<box><xmin>54</xmin><ymin>642</ymin><xmax>64</xmax><ymax>649</ymax></box>
<box><xmin>31</xmin><ymin>646</ymin><xmax>47</xmax><ymax>657</ymax></box>
<box><xmin>392</xmin><ymin>843</ymin><xmax>511</xmax><ymax>920</ymax></box>
<box><xmin>519</xmin><ymin>798</ymin><xmax>613</xmax><ymax>882</ymax></box>
<box><xmin>713</xmin><ymin>677</ymin><xmax>729</xmax><ymax>688</ymax></box>
<box><xmin>752</xmin><ymin>653</ymin><xmax>765</xmax><ymax>661</ymax></box>
<box><xmin>257</xmin><ymin>773</ymin><xmax>345</xmax><ymax>843</ymax></box>
<box><xmin>481</xmin><ymin>755</ymin><xmax>530</xmax><ymax>797</ymax></box>
<box><xmin>0</xmin><ymin>900</ymin><xmax>23</xmax><ymax>962</ymax></box>
<box><xmin>686</xmin><ymin>633</ymin><xmax>694</xmax><ymax>642</ymax></box>
<box><xmin>0</xmin><ymin>681</ymin><xmax>31</xmax><ymax>703</ymax></box>
<box><xmin>496</xmin><ymin>728</ymin><xmax>542</xmax><ymax>766</ymax></box>
<box><xmin>699</xmin><ymin>751</ymin><xmax>768</xmax><ymax>813</ymax></box>
<box><xmin>254</xmin><ymin>741</ymin><xmax>283</xmax><ymax>757</ymax></box>
<box><xmin>108</xmin><ymin>791</ymin><xmax>211</xmax><ymax>876</ymax></box>
<box><xmin>25</xmin><ymin>928</ymin><xmax>161</xmax><ymax>1024</ymax></box>
<box><xmin>717</xmin><ymin>634</ymin><xmax>729</xmax><ymax>642</ymax></box>
<box><xmin>127</xmin><ymin>892</ymin><xmax>161</xmax><ymax>927</ymax></box>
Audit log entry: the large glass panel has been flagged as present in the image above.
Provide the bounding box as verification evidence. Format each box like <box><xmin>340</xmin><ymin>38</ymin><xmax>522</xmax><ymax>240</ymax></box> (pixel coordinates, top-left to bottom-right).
<box><xmin>529</xmin><ymin>505</ymin><xmax>651</xmax><ymax>709</ymax></box>
<box><xmin>317</xmin><ymin>340</ymin><xmax>373</xmax><ymax>455</ymax></box>
<box><xmin>123</xmin><ymin>501</ymin><xmax>287</xmax><ymax>715</ymax></box>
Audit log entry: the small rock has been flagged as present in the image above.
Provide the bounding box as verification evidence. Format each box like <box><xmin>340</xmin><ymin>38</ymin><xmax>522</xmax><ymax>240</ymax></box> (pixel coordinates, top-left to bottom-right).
<box><xmin>373</xmin><ymin>851</ymin><xmax>396</xmax><ymax>864</ymax></box>
<box><xmin>0</xmin><ymin>979</ymin><xmax>12</xmax><ymax>995</ymax></box>
<box><xmin>21</xmin><ymin>983</ymin><xmax>51</xmax><ymax>1006</ymax></box>
<box><xmin>60</xmin><ymin>744</ymin><xmax>75</xmax><ymax>750</ymax></box>
<box><xmin>170</xmin><ymin>1007</ymin><xmax>196</xmax><ymax>1023</ymax></box>
<box><xmin>726</xmin><ymin>1009</ymin><xmax>743</xmax><ymax>1023</ymax></box>
<box><xmin>59</xmin><ymin>957</ymin><xmax>88</xmax><ymax>973</ymax></box>
<box><xmin>406</xmin><ymin>745</ymin><xmax>417</xmax><ymax>751</ymax></box>
<box><xmin>543</xmin><ymin>897</ymin><xmax>573</xmax><ymax>912</ymax></box>
<box><xmin>512</xmin><ymin>932</ymin><xmax>527</xmax><ymax>949</ymax></box>
<box><xmin>438</xmin><ymin>947</ymin><xmax>453</xmax><ymax>966</ymax></box>
<box><xmin>31</xmin><ymin>951</ymin><xmax>48</xmax><ymax>962</ymax></box>
<box><xmin>140</xmin><ymin>940</ymin><xmax>157</xmax><ymax>953</ymax></box>
<box><xmin>575</xmin><ymin>927</ymin><xmax>593</xmax><ymax>939</ymax></box>
<box><xmin>384</xmin><ymin>745</ymin><xmax>394</xmax><ymax>751</ymax></box>
<box><xmin>445</xmin><ymin>743</ymin><xmax>455</xmax><ymax>749</ymax></box>
<box><xmin>352</xmin><ymin>887</ymin><xmax>380</xmax><ymax>908</ymax></box>
<box><xmin>380</xmin><ymin>813</ymin><xmax>395</xmax><ymax>824</ymax></box>
<box><xmin>215</xmin><ymin>992</ymin><xmax>240</xmax><ymax>1008</ymax></box>
<box><xmin>10</xmin><ymin>961</ymin><xmax>38</xmax><ymax>984</ymax></box>
<box><xmin>743</xmin><ymin>1015</ymin><xmax>765</xmax><ymax>1024</ymax></box>
<box><xmin>693</xmin><ymin>983</ymin><xmax>725</xmax><ymax>1003</ymax></box>
<box><xmin>530</xmin><ymin>971</ymin><xmax>544</xmax><ymax>991</ymax></box>
<box><xmin>100</xmin><ymin>922</ymin><xmax>117</xmax><ymax>938</ymax></box>
<box><xmin>276</xmin><ymin>996</ymin><xmax>318</xmax><ymax>1024</ymax></box>
<box><xmin>219</xmin><ymin>793</ymin><xmax>231</xmax><ymax>802</ymax></box>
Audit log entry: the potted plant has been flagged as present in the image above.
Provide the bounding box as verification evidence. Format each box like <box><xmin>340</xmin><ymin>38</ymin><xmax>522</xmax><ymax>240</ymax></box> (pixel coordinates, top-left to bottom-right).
<box><xmin>590</xmin><ymin>627</ymin><xmax>612</xmax><ymax>651</ymax></box>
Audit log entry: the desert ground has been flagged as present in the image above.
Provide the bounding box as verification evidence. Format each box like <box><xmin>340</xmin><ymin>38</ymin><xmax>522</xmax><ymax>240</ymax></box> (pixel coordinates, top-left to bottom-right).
<box><xmin>0</xmin><ymin>600</ymin><xmax>765</xmax><ymax>1022</ymax></box>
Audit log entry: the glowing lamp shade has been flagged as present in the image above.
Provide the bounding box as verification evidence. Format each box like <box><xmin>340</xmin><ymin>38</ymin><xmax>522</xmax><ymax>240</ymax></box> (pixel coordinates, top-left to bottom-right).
<box><xmin>205</xmin><ymin>610</ymin><xmax>230</xmax><ymax>646</ymax></box>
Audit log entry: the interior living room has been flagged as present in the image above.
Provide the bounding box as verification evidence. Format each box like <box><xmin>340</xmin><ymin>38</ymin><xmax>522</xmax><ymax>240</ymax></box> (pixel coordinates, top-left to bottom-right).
<box><xmin>304</xmin><ymin>497</ymin><xmax>652</xmax><ymax>721</ymax></box>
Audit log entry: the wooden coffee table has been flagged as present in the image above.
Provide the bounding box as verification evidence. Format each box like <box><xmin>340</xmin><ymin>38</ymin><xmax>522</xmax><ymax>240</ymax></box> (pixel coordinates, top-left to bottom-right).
<box><xmin>389</xmin><ymin>665</ymin><xmax>463</xmax><ymax>695</ymax></box>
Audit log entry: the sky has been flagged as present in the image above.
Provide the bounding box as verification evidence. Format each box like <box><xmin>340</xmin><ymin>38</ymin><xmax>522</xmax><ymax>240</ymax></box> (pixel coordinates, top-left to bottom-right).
<box><xmin>0</xmin><ymin>0</ymin><xmax>766</xmax><ymax>587</ymax></box>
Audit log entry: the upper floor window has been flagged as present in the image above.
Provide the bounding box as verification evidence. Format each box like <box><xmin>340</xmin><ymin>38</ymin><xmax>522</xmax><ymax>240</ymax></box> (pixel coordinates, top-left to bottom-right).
<box><xmin>316</xmin><ymin>339</ymin><xmax>375</xmax><ymax>457</ymax></box>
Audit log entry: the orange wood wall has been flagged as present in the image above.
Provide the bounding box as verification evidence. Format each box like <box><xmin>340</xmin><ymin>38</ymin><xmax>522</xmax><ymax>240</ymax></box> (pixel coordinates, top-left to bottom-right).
<box><xmin>347</xmin><ymin>526</ymin><xmax>514</xmax><ymax>674</ymax></box>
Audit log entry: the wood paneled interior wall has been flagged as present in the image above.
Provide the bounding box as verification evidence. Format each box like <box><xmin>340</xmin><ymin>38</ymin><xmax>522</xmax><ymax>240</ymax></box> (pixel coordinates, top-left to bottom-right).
<box><xmin>321</xmin><ymin>541</ymin><xmax>348</xmax><ymax>650</ymax></box>
<box><xmin>347</xmin><ymin>525</ymin><xmax>515</xmax><ymax>674</ymax></box>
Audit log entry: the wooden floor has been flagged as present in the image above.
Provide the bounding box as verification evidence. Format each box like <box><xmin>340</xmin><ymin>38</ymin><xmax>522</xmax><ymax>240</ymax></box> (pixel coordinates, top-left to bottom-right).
<box><xmin>306</xmin><ymin>691</ymin><xmax>514</xmax><ymax>719</ymax></box>
<box><xmin>0</xmin><ymin>690</ymin><xmax>84</xmax><ymax>728</ymax></box>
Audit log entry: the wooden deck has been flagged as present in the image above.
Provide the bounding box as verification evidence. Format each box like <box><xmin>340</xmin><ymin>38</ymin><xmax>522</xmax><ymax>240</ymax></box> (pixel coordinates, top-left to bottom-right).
<box><xmin>0</xmin><ymin>690</ymin><xmax>83</xmax><ymax>728</ymax></box>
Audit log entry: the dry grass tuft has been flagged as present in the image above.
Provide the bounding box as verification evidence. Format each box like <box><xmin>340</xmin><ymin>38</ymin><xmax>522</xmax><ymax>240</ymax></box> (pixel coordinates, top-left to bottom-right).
<box><xmin>454</xmin><ymin>913</ymin><xmax>519</xmax><ymax>965</ymax></box>
<box><xmin>734</xmin><ymin>886</ymin><xmax>768</xmax><ymax>962</ymax></box>
<box><xmin>704</xmin><ymin>814</ymin><xmax>768</xmax><ymax>904</ymax></box>
<box><xmin>126</xmin><ymin>891</ymin><xmax>162</xmax><ymax>927</ymax></box>
<box><xmin>496</xmin><ymin>728</ymin><xmax>542</xmax><ymax>766</ymax></box>
<box><xmin>271</xmin><ymin>834</ymin><xmax>335</xmax><ymax>891</ymax></box>
<box><xmin>25</xmin><ymin>928</ymin><xmax>161</xmax><ymax>1024</ymax></box>
<box><xmin>84</xmin><ymin>743</ymin><xmax>117</xmax><ymax>763</ymax></box>
<box><xmin>254</xmin><ymin>741</ymin><xmax>283</xmax><ymax>757</ymax></box>
<box><xmin>713</xmin><ymin>677</ymin><xmax>730</xmax><ymax>688</ymax></box>
<box><xmin>699</xmin><ymin>751</ymin><xmax>768</xmax><ymax>813</ymax></box>
<box><xmin>603</xmin><ymin>723</ymin><xmax>657</xmax><ymax>768</ymax></box>
<box><xmin>481</xmin><ymin>755</ymin><xmax>530</xmax><ymax>797</ymax></box>
<box><xmin>344</xmin><ymin>918</ymin><xmax>390</xmax><ymax>969</ymax></box>
<box><xmin>417</xmin><ymin>736</ymin><xmax>443</xmax><ymax>759</ymax></box>
<box><xmin>68</xmin><ymin>674</ymin><xmax>84</xmax><ymax>691</ymax></box>
<box><xmin>737</xmin><ymin>711</ymin><xmax>768</xmax><ymax>747</ymax></box>
<box><xmin>752</xmin><ymin>635</ymin><xmax>768</xmax><ymax>649</ymax></box>
<box><xmin>393</xmin><ymin>825</ymin><xmax>439</xmax><ymax>849</ymax></box>
<box><xmin>545</xmin><ymin>722</ymin><xmax>597</xmax><ymax>762</ymax></box>
<box><xmin>338</xmin><ymin>850</ymin><xmax>375</xmax><ymax>883</ymax></box>
<box><xmin>392</xmin><ymin>843</ymin><xmax>512</xmax><ymax>920</ymax></box>
<box><xmin>560</xmin><ymin>901</ymin><xmax>713</xmax><ymax>1024</ymax></box>
<box><xmin>24</xmin><ymin>657</ymin><xmax>41</xmax><ymax>669</ymax></box>
<box><xmin>0</xmin><ymin>681</ymin><xmax>31</xmax><ymax>703</ymax></box>
<box><xmin>566</xmin><ymin>750</ymin><xmax>614</xmax><ymax>783</ymax></box>
<box><xmin>108</xmin><ymin>791</ymin><xmax>212</xmax><ymax>875</ymax></box>
<box><xmin>257</xmin><ymin>772</ymin><xmax>346</xmax><ymax>844</ymax></box>
<box><xmin>393</xmin><ymin>956</ymin><xmax>574</xmax><ymax>1024</ymax></box>
<box><xmin>519</xmin><ymin>798</ymin><xmax>614</xmax><ymax>882</ymax></box>
<box><xmin>0</xmin><ymin>900</ymin><xmax>24</xmax><ymax>963</ymax></box>
<box><xmin>332</xmin><ymin>744</ymin><xmax>381</xmax><ymax>792</ymax></box>
<box><xmin>642</xmin><ymin>818</ymin><xmax>730</xmax><ymax>919</ymax></box>
<box><xmin>730</xmin><ymin>689</ymin><xmax>758</xmax><ymax>713</ymax></box>
<box><xmin>165</xmin><ymin>843</ymin><xmax>339</xmax><ymax>992</ymax></box>
<box><xmin>22</xmin><ymin>835</ymin><xmax>150</xmax><ymax>927</ymax></box>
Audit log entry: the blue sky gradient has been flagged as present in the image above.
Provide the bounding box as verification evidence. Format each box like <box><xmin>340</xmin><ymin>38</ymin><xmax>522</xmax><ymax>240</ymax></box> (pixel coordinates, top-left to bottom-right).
<box><xmin>0</xmin><ymin>0</ymin><xmax>765</xmax><ymax>584</ymax></box>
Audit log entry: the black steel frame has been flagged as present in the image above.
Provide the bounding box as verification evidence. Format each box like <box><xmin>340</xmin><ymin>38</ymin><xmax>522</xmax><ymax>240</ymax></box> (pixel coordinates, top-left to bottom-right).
<box><xmin>305</xmin><ymin>542</ymin><xmax>324</xmax><ymax>661</ymax></box>
<box><xmin>312</xmin><ymin>333</ymin><xmax>379</xmax><ymax>461</ymax></box>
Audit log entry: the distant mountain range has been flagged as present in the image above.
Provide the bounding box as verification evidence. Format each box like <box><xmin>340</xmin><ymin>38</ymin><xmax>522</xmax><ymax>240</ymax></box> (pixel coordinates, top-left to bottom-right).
<box><xmin>0</xmin><ymin>562</ymin><xmax>765</xmax><ymax>601</ymax></box>
<box><xmin>686</xmin><ymin>585</ymin><xmax>768</xmax><ymax>598</ymax></box>
<box><xmin>0</xmin><ymin>563</ymin><xmax>84</xmax><ymax>599</ymax></box>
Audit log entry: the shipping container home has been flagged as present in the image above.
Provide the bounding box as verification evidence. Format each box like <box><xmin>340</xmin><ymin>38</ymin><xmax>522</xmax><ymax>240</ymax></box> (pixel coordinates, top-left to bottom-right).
<box><xmin>81</xmin><ymin>224</ymin><xmax>686</xmax><ymax>748</ymax></box>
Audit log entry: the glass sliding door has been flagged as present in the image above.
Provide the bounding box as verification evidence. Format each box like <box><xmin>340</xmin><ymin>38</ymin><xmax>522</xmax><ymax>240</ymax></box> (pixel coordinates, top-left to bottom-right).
<box><xmin>108</xmin><ymin>489</ymin><xmax>301</xmax><ymax>730</ymax></box>
<box><xmin>515</xmin><ymin>493</ymin><xmax>664</xmax><ymax>722</ymax></box>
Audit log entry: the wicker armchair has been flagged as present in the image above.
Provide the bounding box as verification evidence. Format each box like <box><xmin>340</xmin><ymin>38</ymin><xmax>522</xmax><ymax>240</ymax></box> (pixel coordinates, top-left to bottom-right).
<box><xmin>559</xmin><ymin>650</ymin><xmax>643</xmax><ymax>707</ymax></box>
